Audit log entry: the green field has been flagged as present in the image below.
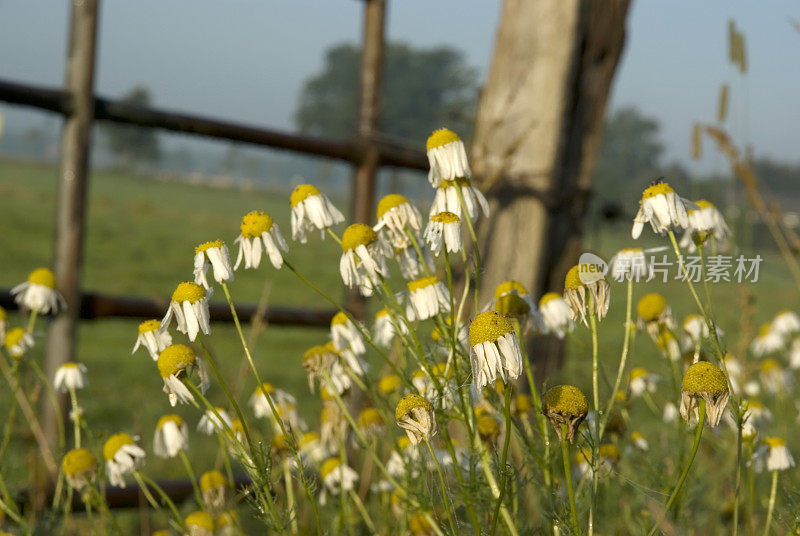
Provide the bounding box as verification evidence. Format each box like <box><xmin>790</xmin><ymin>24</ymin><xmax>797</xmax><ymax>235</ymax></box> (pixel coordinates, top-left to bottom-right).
<box><xmin>2</xmin><ymin>157</ymin><xmax>799</xmax><ymax>533</ymax></box>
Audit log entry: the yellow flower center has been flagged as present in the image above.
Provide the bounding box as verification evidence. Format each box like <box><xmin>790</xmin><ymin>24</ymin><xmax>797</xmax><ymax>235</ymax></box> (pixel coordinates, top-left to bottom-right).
<box><xmin>378</xmin><ymin>374</ymin><xmax>401</xmax><ymax>395</ymax></box>
<box><xmin>375</xmin><ymin>308</ymin><xmax>389</xmax><ymax>319</ymax></box>
<box><xmin>408</xmin><ymin>276</ymin><xmax>438</xmax><ymax>292</ymax></box>
<box><xmin>377</xmin><ymin>194</ymin><xmax>410</xmax><ymax>219</ymax></box>
<box><xmin>240</xmin><ymin>211</ymin><xmax>274</xmax><ymax>237</ymax></box>
<box><xmin>217</xmin><ymin>511</ymin><xmax>237</xmax><ymax>528</ymax></box>
<box><xmin>426</xmin><ymin>128</ymin><xmax>461</xmax><ymax>151</ymax></box>
<box><xmin>303</xmin><ymin>344</ymin><xmax>333</xmax><ymax>364</ymax></box>
<box><xmin>599</xmin><ymin>444</ymin><xmax>620</xmax><ymax>460</ymax></box>
<box><xmin>395</xmin><ymin>394</ymin><xmax>432</xmax><ymax>421</ymax></box>
<box><xmin>477</xmin><ymin>415</ymin><xmax>500</xmax><ymax>438</ymax></box>
<box><xmin>683</xmin><ymin>314</ymin><xmax>702</xmax><ymax>328</ymax></box>
<box><xmin>300</xmin><ymin>431</ymin><xmax>320</xmax><ymax>447</ymax></box>
<box><xmin>542</xmin><ymin>385</ymin><xmax>589</xmax><ymax>416</ymax></box>
<box><xmin>469</xmin><ymin>311</ymin><xmax>513</xmax><ymax>346</ymax></box>
<box><xmin>629</xmin><ymin>367</ymin><xmax>649</xmax><ymax>381</ymax></box>
<box><xmin>760</xmin><ymin>359</ymin><xmax>780</xmax><ymax>372</ymax></box>
<box><xmin>358</xmin><ymin>408</ymin><xmax>383</xmax><ymax>428</ymax></box>
<box><xmin>681</xmin><ymin>361</ymin><xmax>728</xmax><ymax>396</ymax></box>
<box><xmin>157</xmin><ymin>414</ymin><xmax>184</xmax><ymax>429</ymax></box>
<box><xmin>320</xmin><ymin>458</ymin><xmax>341</xmax><ymax>479</ymax></box>
<box><xmin>185</xmin><ymin>511</ymin><xmax>214</xmax><ymax>531</ymax></box>
<box><xmin>28</xmin><ymin>267</ymin><xmax>56</xmax><ymax>288</ymax></box>
<box><xmin>200</xmin><ymin>469</ymin><xmax>227</xmax><ymax>491</ymax></box>
<box><xmin>254</xmin><ymin>382</ymin><xmax>275</xmax><ymax>397</ymax></box>
<box><xmin>637</xmin><ymin>293</ymin><xmax>667</xmax><ymax>322</ymax></box>
<box><xmin>331</xmin><ymin>311</ymin><xmax>349</xmax><ymax>326</ymax></box>
<box><xmin>431</xmin><ymin>362</ymin><xmax>453</xmax><ymax>379</ymax></box>
<box><xmin>494</xmin><ymin>280</ymin><xmax>528</xmax><ymax>299</ymax></box>
<box><xmin>564</xmin><ymin>264</ymin><xmax>604</xmax><ymax>290</ymax></box>
<box><xmin>290</xmin><ymin>184</ymin><xmax>321</xmax><ymax>208</ymax></box>
<box><xmin>514</xmin><ymin>394</ymin><xmax>532</xmax><ymax>415</ymax></box>
<box><xmin>631</xmin><ymin>431</ymin><xmax>644</xmax><ymax>441</ymax></box>
<box><xmin>138</xmin><ymin>319</ymin><xmax>162</xmax><ymax>334</ymax></box>
<box><xmin>539</xmin><ymin>292</ymin><xmax>561</xmax><ymax>308</ymax></box>
<box><xmin>62</xmin><ymin>448</ymin><xmax>97</xmax><ymax>476</ymax></box>
<box><xmin>157</xmin><ymin>344</ymin><xmax>196</xmax><ymax>378</ymax></box>
<box><xmin>4</xmin><ymin>328</ymin><xmax>28</xmax><ymax>350</ymax></box>
<box><xmin>398</xmin><ymin>436</ymin><xmax>412</xmax><ymax>450</ymax></box>
<box><xmin>0</xmin><ymin>306</ymin><xmax>7</xmax><ymax>321</ymax></box>
<box><xmin>195</xmin><ymin>239</ymin><xmax>224</xmax><ymax>255</ymax></box>
<box><xmin>60</xmin><ymin>362</ymin><xmax>80</xmax><ymax>370</ymax></box>
<box><xmin>341</xmin><ymin>223</ymin><xmax>377</xmax><ymax>252</ymax></box>
<box><xmin>431</xmin><ymin>211</ymin><xmax>460</xmax><ymax>224</ymax></box>
<box><xmin>231</xmin><ymin>419</ymin><xmax>244</xmax><ymax>435</ymax></box>
<box><xmin>758</xmin><ymin>323</ymin><xmax>772</xmax><ymax>337</ymax></box>
<box><xmin>495</xmin><ymin>294</ymin><xmax>530</xmax><ymax>317</ymax></box>
<box><xmin>641</xmin><ymin>181</ymin><xmax>676</xmax><ymax>199</ymax></box>
<box><xmin>171</xmin><ymin>282</ymin><xmax>206</xmax><ymax>304</ymax></box>
<box><xmin>695</xmin><ymin>199</ymin><xmax>714</xmax><ymax>210</ymax></box>
<box><xmin>103</xmin><ymin>432</ymin><xmax>136</xmax><ymax>461</ymax></box>
<box><xmin>764</xmin><ymin>436</ymin><xmax>786</xmax><ymax>448</ymax></box>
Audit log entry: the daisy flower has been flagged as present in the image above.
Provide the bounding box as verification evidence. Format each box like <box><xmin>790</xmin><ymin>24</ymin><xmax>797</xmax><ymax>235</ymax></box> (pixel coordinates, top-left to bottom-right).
<box><xmin>406</xmin><ymin>276</ymin><xmax>450</xmax><ymax>321</ymax></box>
<box><xmin>373</xmin><ymin>309</ymin><xmax>402</xmax><ymax>348</ymax></box>
<box><xmin>628</xmin><ymin>367</ymin><xmax>658</xmax><ymax>398</ymax></box>
<box><xmin>378</xmin><ymin>374</ymin><xmax>402</xmax><ymax>396</ymax></box>
<box><xmin>423</xmin><ymin>211</ymin><xmax>461</xmax><ymax>256</ymax></box>
<box><xmin>339</xmin><ymin>223</ymin><xmax>388</xmax><ymax>297</ymax></box>
<box><xmin>630</xmin><ymin>431</ymin><xmax>649</xmax><ymax>451</ymax></box>
<box><xmin>429</xmin><ymin>176</ymin><xmax>489</xmax><ymax>221</ymax></box>
<box><xmin>157</xmin><ymin>344</ymin><xmax>209</xmax><ymax>407</ymax></box>
<box><xmin>477</xmin><ymin>414</ymin><xmax>501</xmax><ymax>444</ymax></box>
<box><xmin>301</xmin><ymin>343</ymin><xmax>340</xmax><ymax>393</ymax></box>
<box><xmin>103</xmin><ymin>433</ymin><xmax>145</xmax><ymax>488</ymax></box>
<box><xmin>750</xmin><ymin>323</ymin><xmax>785</xmax><ymax>357</ymax></box>
<box><xmin>185</xmin><ymin>511</ymin><xmax>215</xmax><ymax>536</ymax></box>
<box><xmin>233</xmin><ymin>211</ymin><xmax>288</xmax><ymax>270</ymax></box>
<box><xmin>763</xmin><ymin>437</ymin><xmax>795</xmax><ymax>471</ymax></box>
<box><xmin>357</xmin><ymin>407</ymin><xmax>384</xmax><ymax>437</ymax></box>
<box><xmin>62</xmin><ymin>448</ymin><xmax>98</xmax><ymax>491</ymax></box>
<box><xmin>154</xmin><ymin>414</ymin><xmax>189</xmax><ymax>458</ymax></box>
<box><xmin>4</xmin><ymin>327</ymin><xmax>33</xmax><ymax>360</ymax></box>
<box><xmin>11</xmin><ymin>268</ymin><xmax>65</xmax><ymax>315</ymax></box>
<box><xmin>631</xmin><ymin>180</ymin><xmax>691</xmax><ymax>239</ymax></box>
<box><xmin>161</xmin><ymin>282</ymin><xmax>210</xmax><ymax>342</ymax></box>
<box><xmin>759</xmin><ymin>359</ymin><xmax>790</xmax><ymax>394</ymax></box>
<box><xmin>395</xmin><ymin>243</ymin><xmax>432</xmax><ymax>280</ymax></box>
<box><xmin>681</xmin><ymin>314</ymin><xmax>723</xmax><ymax>350</ymax></box>
<box><xmin>197</xmin><ymin>407</ymin><xmax>233</xmax><ymax>435</ymax></box>
<box><xmin>771</xmin><ymin>310</ymin><xmax>800</xmax><ymax>338</ymax></box>
<box><xmin>193</xmin><ymin>239</ymin><xmax>233</xmax><ymax>289</ymax></box>
<box><xmin>132</xmin><ymin>319</ymin><xmax>172</xmax><ymax>361</ymax></box>
<box><xmin>538</xmin><ymin>292</ymin><xmax>574</xmax><ymax>338</ymax></box>
<box><xmin>54</xmin><ymin>362</ymin><xmax>87</xmax><ymax>393</ymax></box>
<box><xmin>637</xmin><ymin>293</ymin><xmax>675</xmax><ymax>340</ymax></box>
<box><xmin>489</xmin><ymin>280</ymin><xmax>543</xmax><ymax>332</ymax></box>
<box><xmin>200</xmin><ymin>470</ymin><xmax>227</xmax><ymax>512</ymax></box>
<box><xmin>658</xmin><ymin>331</ymin><xmax>682</xmax><ymax>362</ymax></box>
<box><xmin>249</xmin><ymin>382</ymin><xmax>304</xmax><ymax>432</ymax></box>
<box><xmin>426</xmin><ymin>128</ymin><xmax>470</xmax><ymax>187</ymax></box>
<box><xmin>374</xmin><ymin>194</ymin><xmax>422</xmax><ymax>248</ymax></box>
<box><xmin>680</xmin><ymin>361</ymin><xmax>730</xmax><ymax>427</ymax></box>
<box><xmin>679</xmin><ymin>199</ymin><xmax>731</xmax><ymax>251</ymax></box>
<box><xmin>563</xmin><ymin>264</ymin><xmax>610</xmax><ymax>325</ymax></box>
<box><xmin>290</xmin><ymin>184</ymin><xmax>344</xmax><ymax>243</ymax></box>
<box><xmin>412</xmin><ymin>363</ymin><xmax>457</xmax><ymax>410</ymax></box>
<box><xmin>330</xmin><ymin>311</ymin><xmax>365</xmax><ymax>355</ymax></box>
<box><xmin>469</xmin><ymin>311</ymin><xmax>523</xmax><ymax>390</ymax></box>
<box><xmin>299</xmin><ymin>431</ymin><xmax>328</xmax><ymax>465</ymax></box>
<box><xmin>542</xmin><ymin>385</ymin><xmax>588</xmax><ymax>442</ymax></box>
<box><xmin>395</xmin><ymin>394</ymin><xmax>437</xmax><ymax>445</ymax></box>
<box><xmin>320</xmin><ymin>458</ymin><xmax>359</xmax><ymax>500</ymax></box>
<box><xmin>608</xmin><ymin>247</ymin><xmax>661</xmax><ymax>282</ymax></box>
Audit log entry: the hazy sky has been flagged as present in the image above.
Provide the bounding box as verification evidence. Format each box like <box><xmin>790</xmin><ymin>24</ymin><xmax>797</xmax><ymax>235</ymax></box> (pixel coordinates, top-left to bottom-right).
<box><xmin>1</xmin><ymin>0</ymin><xmax>799</xmax><ymax>172</ymax></box>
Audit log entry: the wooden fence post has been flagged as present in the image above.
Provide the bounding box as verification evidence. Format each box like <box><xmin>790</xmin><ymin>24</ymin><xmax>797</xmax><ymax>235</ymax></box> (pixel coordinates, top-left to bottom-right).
<box><xmin>347</xmin><ymin>0</ymin><xmax>386</xmax><ymax>317</ymax></box>
<box><xmin>43</xmin><ymin>0</ymin><xmax>100</xmax><ymax>449</ymax></box>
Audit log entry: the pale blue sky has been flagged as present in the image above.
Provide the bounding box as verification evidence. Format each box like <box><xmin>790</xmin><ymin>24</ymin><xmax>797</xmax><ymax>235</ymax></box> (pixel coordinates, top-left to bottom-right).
<box><xmin>1</xmin><ymin>0</ymin><xmax>798</xmax><ymax>171</ymax></box>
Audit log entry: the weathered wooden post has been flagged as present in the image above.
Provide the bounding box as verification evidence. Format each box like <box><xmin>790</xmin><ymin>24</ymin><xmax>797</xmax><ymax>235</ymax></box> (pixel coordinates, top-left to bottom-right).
<box><xmin>347</xmin><ymin>0</ymin><xmax>386</xmax><ymax>316</ymax></box>
<box><xmin>43</xmin><ymin>0</ymin><xmax>100</xmax><ymax>448</ymax></box>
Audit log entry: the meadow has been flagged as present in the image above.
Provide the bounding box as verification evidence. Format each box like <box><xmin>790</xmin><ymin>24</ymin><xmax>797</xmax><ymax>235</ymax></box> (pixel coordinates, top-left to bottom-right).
<box><xmin>1</xmin><ymin>155</ymin><xmax>799</xmax><ymax>535</ymax></box>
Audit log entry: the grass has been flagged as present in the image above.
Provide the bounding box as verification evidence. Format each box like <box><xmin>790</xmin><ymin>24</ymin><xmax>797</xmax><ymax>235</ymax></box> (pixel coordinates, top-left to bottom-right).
<box><xmin>2</xmin><ymin>157</ymin><xmax>800</xmax><ymax>533</ymax></box>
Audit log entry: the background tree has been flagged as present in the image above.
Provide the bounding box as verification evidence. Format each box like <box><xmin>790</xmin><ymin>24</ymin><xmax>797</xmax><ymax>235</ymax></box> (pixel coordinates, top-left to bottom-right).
<box><xmin>295</xmin><ymin>42</ymin><xmax>477</xmax><ymax>141</ymax></box>
<box><xmin>100</xmin><ymin>85</ymin><xmax>161</xmax><ymax>167</ymax></box>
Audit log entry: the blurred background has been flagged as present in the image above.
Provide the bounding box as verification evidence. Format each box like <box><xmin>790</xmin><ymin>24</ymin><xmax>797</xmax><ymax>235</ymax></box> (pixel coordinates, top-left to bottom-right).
<box><xmin>1</xmin><ymin>0</ymin><xmax>800</xmax><ymax>523</ymax></box>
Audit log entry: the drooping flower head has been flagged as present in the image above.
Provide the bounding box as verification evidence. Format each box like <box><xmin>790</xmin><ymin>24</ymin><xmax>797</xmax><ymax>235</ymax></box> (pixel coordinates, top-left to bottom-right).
<box><xmin>320</xmin><ymin>458</ymin><xmax>359</xmax><ymax>498</ymax></box>
<box><xmin>491</xmin><ymin>280</ymin><xmax>543</xmax><ymax>332</ymax></box>
<box><xmin>628</xmin><ymin>367</ymin><xmax>659</xmax><ymax>398</ymax></box>
<box><xmin>103</xmin><ymin>432</ymin><xmax>146</xmax><ymax>488</ymax></box>
<box><xmin>132</xmin><ymin>319</ymin><xmax>172</xmax><ymax>361</ymax></box>
<box><xmin>302</xmin><ymin>343</ymin><xmax>341</xmax><ymax>393</ymax></box>
<box><xmin>542</xmin><ymin>385</ymin><xmax>588</xmax><ymax>442</ymax></box>
<box><xmin>679</xmin><ymin>199</ymin><xmax>731</xmax><ymax>252</ymax></box>
<box><xmin>563</xmin><ymin>264</ymin><xmax>610</xmax><ymax>325</ymax></box>
<box><xmin>161</xmin><ymin>282</ymin><xmax>210</xmax><ymax>342</ymax></box>
<box><xmin>750</xmin><ymin>322</ymin><xmax>785</xmax><ymax>358</ymax></box>
<box><xmin>249</xmin><ymin>382</ymin><xmax>304</xmax><ymax>432</ymax></box>
<box><xmin>290</xmin><ymin>184</ymin><xmax>345</xmax><ymax>243</ymax></box>
<box><xmin>54</xmin><ymin>362</ymin><xmax>88</xmax><ymax>393</ymax></box>
<box><xmin>234</xmin><ymin>210</ymin><xmax>288</xmax><ymax>270</ymax></box>
<box><xmin>637</xmin><ymin>293</ymin><xmax>675</xmax><ymax>340</ymax></box>
<box><xmin>339</xmin><ymin>223</ymin><xmax>388</xmax><ymax>297</ymax></box>
<box><xmin>406</xmin><ymin>276</ymin><xmax>450</xmax><ymax>321</ymax></box>
<box><xmin>609</xmin><ymin>247</ymin><xmax>654</xmax><ymax>282</ymax></box>
<box><xmin>426</xmin><ymin>128</ymin><xmax>470</xmax><ymax>187</ymax></box>
<box><xmin>373</xmin><ymin>309</ymin><xmax>404</xmax><ymax>348</ymax></box>
<box><xmin>631</xmin><ymin>180</ymin><xmax>690</xmax><ymax>239</ymax></box>
<box><xmin>357</xmin><ymin>407</ymin><xmax>384</xmax><ymax>436</ymax></box>
<box><xmin>154</xmin><ymin>414</ymin><xmax>189</xmax><ymax>458</ymax></box>
<box><xmin>395</xmin><ymin>394</ymin><xmax>437</xmax><ymax>445</ymax></box>
<box><xmin>62</xmin><ymin>448</ymin><xmax>98</xmax><ymax>490</ymax></box>
<box><xmin>375</xmin><ymin>194</ymin><xmax>422</xmax><ymax>248</ymax></box>
<box><xmin>331</xmin><ymin>311</ymin><xmax>366</xmax><ymax>355</ymax></box>
<box><xmin>469</xmin><ymin>311</ymin><xmax>523</xmax><ymax>390</ymax></box>
<box><xmin>430</xmin><ymin>176</ymin><xmax>489</xmax><ymax>222</ymax></box>
<box><xmin>4</xmin><ymin>327</ymin><xmax>33</xmax><ymax>360</ymax></box>
<box><xmin>424</xmin><ymin>211</ymin><xmax>461</xmax><ymax>256</ymax></box>
<box><xmin>200</xmin><ymin>469</ymin><xmax>228</xmax><ymax>512</ymax></box>
<box><xmin>185</xmin><ymin>511</ymin><xmax>215</xmax><ymax>536</ymax></box>
<box><xmin>197</xmin><ymin>407</ymin><xmax>232</xmax><ymax>435</ymax></box>
<box><xmin>11</xmin><ymin>267</ymin><xmax>66</xmax><ymax>315</ymax></box>
<box><xmin>157</xmin><ymin>344</ymin><xmax>209</xmax><ymax>406</ymax></box>
<box><xmin>763</xmin><ymin>437</ymin><xmax>795</xmax><ymax>471</ymax></box>
<box><xmin>680</xmin><ymin>361</ymin><xmax>730</xmax><ymax>427</ymax></box>
<box><xmin>538</xmin><ymin>292</ymin><xmax>574</xmax><ymax>338</ymax></box>
<box><xmin>193</xmin><ymin>239</ymin><xmax>233</xmax><ymax>289</ymax></box>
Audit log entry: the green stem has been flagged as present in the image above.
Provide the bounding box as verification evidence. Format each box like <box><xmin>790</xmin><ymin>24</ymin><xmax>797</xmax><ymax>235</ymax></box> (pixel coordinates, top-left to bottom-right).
<box><xmin>762</xmin><ymin>470</ymin><xmax>778</xmax><ymax>536</ymax></box>
<box><xmin>588</xmin><ymin>307</ymin><xmax>600</xmax><ymax>536</ymax></box>
<box><xmin>68</xmin><ymin>387</ymin><xmax>81</xmax><ymax>448</ymax></box>
<box><xmin>349</xmin><ymin>489</ymin><xmax>376</xmax><ymax>533</ymax></box>
<box><xmin>136</xmin><ymin>472</ymin><xmax>186</xmax><ymax>532</ymax></box>
<box><xmin>28</xmin><ymin>358</ymin><xmax>66</xmax><ymax>450</ymax></box>
<box><xmin>560</xmin><ymin>428</ymin><xmax>581</xmax><ymax>536</ymax></box>
<box><xmin>733</xmin><ymin>413</ymin><xmax>744</xmax><ymax>536</ymax></box>
<box><xmin>425</xmin><ymin>441</ymin><xmax>458</xmax><ymax>536</ymax></box>
<box><xmin>178</xmin><ymin>449</ymin><xmax>203</xmax><ymax>507</ymax></box>
<box><xmin>283</xmin><ymin>460</ymin><xmax>298</xmax><ymax>534</ymax></box>
<box><xmin>599</xmin><ymin>277</ymin><xmax>633</xmax><ymax>440</ymax></box>
<box><xmin>648</xmin><ymin>401</ymin><xmax>706</xmax><ymax>536</ymax></box>
<box><xmin>490</xmin><ymin>386</ymin><xmax>514</xmax><ymax>536</ymax></box>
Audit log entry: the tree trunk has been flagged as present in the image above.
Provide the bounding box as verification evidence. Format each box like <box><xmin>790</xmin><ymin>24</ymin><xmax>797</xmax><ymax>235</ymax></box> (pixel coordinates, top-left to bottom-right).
<box><xmin>471</xmin><ymin>0</ymin><xmax>630</xmax><ymax>376</ymax></box>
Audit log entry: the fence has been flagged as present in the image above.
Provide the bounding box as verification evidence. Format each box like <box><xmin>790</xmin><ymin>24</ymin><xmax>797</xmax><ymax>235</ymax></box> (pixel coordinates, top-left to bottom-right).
<box><xmin>0</xmin><ymin>0</ymin><xmax>426</xmax><ymax>508</ymax></box>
